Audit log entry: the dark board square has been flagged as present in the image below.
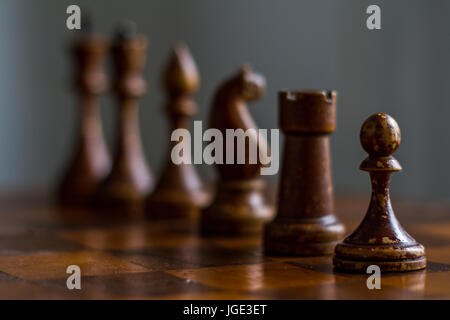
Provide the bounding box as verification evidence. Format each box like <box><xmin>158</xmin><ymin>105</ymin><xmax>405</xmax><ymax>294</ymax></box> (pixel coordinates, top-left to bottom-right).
<box><xmin>108</xmin><ymin>250</ymin><xmax>203</xmax><ymax>271</ymax></box>
<box><xmin>33</xmin><ymin>271</ymin><xmax>214</xmax><ymax>299</ymax></box>
<box><xmin>425</xmin><ymin>261</ymin><xmax>450</xmax><ymax>273</ymax></box>
<box><xmin>146</xmin><ymin>245</ymin><xmax>268</xmax><ymax>268</ymax></box>
<box><xmin>0</xmin><ymin>231</ymin><xmax>84</xmax><ymax>256</ymax></box>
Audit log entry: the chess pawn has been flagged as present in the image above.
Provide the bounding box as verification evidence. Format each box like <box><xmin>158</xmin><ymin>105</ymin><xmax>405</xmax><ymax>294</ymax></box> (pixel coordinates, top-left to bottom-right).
<box><xmin>58</xmin><ymin>35</ymin><xmax>111</xmax><ymax>206</ymax></box>
<box><xmin>200</xmin><ymin>66</ymin><xmax>274</xmax><ymax>235</ymax></box>
<box><xmin>145</xmin><ymin>44</ymin><xmax>209</xmax><ymax>219</ymax></box>
<box><xmin>264</xmin><ymin>91</ymin><xmax>345</xmax><ymax>255</ymax></box>
<box><xmin>95</xmin><ymin>23</ymin><xmax>154</xmax><ymax>213</ymax></box>
<box><xmin>333</xmin><ymin>113</ymin><xmax>426</xmax><ymax>272</ymax></box>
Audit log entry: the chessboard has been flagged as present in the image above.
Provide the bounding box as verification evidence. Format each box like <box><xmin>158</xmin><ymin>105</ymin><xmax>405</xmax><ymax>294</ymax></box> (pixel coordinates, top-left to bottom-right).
<box><xmin>0</xmin><ymin>189</ymin><xmax>449</xmax><ymax>300</ymax></box>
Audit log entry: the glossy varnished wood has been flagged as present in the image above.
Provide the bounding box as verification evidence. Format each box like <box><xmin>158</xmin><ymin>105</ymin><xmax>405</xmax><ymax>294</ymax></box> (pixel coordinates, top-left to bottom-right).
<box><xmin>0</xmin><ymin>190</ymin><xmax>449</xmax><ymax>299</ymax></box>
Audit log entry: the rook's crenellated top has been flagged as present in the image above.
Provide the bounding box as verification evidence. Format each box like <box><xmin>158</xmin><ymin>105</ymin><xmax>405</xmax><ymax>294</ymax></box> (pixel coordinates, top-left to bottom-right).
<box><xmin>278</xmin><ymin>90</ymin><xmax>336</xmax><ymax>133</ymax></box>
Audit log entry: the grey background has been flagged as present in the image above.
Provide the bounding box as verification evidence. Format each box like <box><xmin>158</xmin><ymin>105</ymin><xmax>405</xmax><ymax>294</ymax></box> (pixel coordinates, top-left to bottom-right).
<box><xmin>0</xmin><ymin>0</ymin><xmax>448</xmax><ymax>201</ymax></box>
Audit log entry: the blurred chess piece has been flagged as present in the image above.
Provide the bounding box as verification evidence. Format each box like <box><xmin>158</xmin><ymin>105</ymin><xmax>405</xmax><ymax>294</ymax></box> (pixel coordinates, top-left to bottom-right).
<box><xmin>95</xmin><ymin>21</ymin><xmax>154</xmax><ymax>213</ymax></box>
<box><xmin>145</xmin><ymin>44</ymin><xmax>209</xmax><ymax>219</ymax></box>
<box><xmin>58</xmin><ymin>30</ymin><xmax>111</xmax><ymax>206</ymax></box>
<box><xmin>200</xmin><ymin>66</ymin><xmax>274</xmax><ymax>235</ymax></box>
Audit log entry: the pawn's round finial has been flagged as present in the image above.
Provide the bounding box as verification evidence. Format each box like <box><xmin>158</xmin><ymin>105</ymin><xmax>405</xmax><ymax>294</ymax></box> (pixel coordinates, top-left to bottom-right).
<box><xmin>360</xmin><ymin>113</ymin><xmax>401</xmax><ymax>156</ymax></box>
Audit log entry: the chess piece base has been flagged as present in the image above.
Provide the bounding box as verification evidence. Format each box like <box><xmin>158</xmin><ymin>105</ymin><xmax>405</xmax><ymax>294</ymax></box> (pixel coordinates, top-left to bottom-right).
<box><xmin>333</xmin><ymin>242</ymin><xmax>426</xmax><ymax>272</ymax></box>
<box><xmin>95</xmin><ymin>184</ymin><xmax>148</xmax><ymax>214</ymax></box>
<box><xmin>146</xmin><ymin>190</ymin><xmax>210</xmax><ymax>220</ymax></box>
<box><xmin>333</xmin><ymin>256</ymin><xmax>426</xmax><ymax>273</ymax></box>
<box><xmin>200</xmin><ymin>179</ymin><xmax>273</xmax><ymax>236</ymax></box>
<box><xmin>264</xmin><ymin>215</ymin><xmax>345</xmax><ymax>256</ymax></box>
<box><xmin>58</xmin><ymin>187</ymin><xmax>94</xmax><ymax>207</ymax></box>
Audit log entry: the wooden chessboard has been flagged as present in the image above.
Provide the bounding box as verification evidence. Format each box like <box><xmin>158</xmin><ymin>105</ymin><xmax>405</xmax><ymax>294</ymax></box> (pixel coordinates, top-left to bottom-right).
<box><xmin>0</xmin><ymin>189</ymin><xmax>449</xmax><ymax>300</ymax></box>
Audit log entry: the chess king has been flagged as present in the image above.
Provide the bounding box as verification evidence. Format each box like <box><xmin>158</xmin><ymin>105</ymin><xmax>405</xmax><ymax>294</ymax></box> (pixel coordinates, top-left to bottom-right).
<box><xmin>200</xmin><ymin>66</ymin><xmax>274</xmax><ymax>235</ymax></box>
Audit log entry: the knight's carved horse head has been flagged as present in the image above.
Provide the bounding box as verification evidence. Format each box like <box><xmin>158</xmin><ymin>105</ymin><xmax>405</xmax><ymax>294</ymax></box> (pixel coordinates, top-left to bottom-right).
<box><xmin>209</xmin><ymin>66</ymin><xmax>269</xmax><ymax>180</ymax></box>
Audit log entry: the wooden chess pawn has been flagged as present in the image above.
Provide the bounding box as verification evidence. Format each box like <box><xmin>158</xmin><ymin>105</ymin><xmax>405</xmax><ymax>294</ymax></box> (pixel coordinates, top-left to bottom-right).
<box><xmin>58</xmin><ymin>35</ymin><xmax>111</xmax><ymax>206</ymax></box>
<box><xmin>264</xmin><ymin>91</ymin><xmax>345</xmax><ymax>255</ymax></box>
<box><xmin>333</xmin><ymin>113</ymin><xmax>426</xmax><ymax>272</ymax></box>
<box><xmin>200</xmin><ymin>66</ymin><xmax>274</xmax><ymax>235</ymax></box>
<box><xmin>95</xmin><ymin>22</ymin><xmax>154</xmax><ymax>213</ymax></box>
<box><xmin>145</xmin><ymin>44</ymin><xmax>209</xmax><ymax>219</ymax></box>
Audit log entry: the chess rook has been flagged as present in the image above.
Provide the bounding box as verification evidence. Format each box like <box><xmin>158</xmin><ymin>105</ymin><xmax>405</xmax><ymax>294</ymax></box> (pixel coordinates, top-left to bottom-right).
<box><xmin>145</xmin><ymin>44</ymin><xmax>209</xmax><ymax>219</ymax></box>
<box><xmin>200</xmin><ymin>66</ymin><xmax>274</xmax><ymax>235</ymax></box>
<box><xmin>264</xmin><ymin>90</ymin><xmax>345</xmax><ymax>255</ymax></box>
<box><xmin>333</xmin><ymin>113</ymin><xmax>426</xmax><ymax>272</ymax></box>
<box><xmin>95</xmin><ymin>23</ymin><xmax>153</xmax><ymax>213</ymax></box>
<box><xmin>58</xmin><ymin>35</ymin><xmax>111</xmax><ymax>206</ymax></box>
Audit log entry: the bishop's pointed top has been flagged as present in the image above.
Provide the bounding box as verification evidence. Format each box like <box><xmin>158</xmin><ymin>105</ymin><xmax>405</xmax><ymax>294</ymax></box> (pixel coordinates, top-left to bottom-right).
<box><xmin>238</xmin><ymin>64</ymin><xmax>252</xmax><ymax>74</ymax></box>
<box><xmin>163</xmin><ymin>43</ymin><xmax>200</xmax><ymax>95</ymax></box>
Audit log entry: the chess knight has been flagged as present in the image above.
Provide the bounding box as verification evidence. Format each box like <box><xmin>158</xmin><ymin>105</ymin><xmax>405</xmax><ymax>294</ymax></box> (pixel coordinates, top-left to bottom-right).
<box><xmin>200</xmin><ymin>66</ymin><xmax>275</xmax><ymax>235</ymax></box>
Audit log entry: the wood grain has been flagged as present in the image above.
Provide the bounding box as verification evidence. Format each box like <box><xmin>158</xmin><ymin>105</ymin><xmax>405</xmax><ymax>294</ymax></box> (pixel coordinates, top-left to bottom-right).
<box><xmin>0</xmin><ymin>190</ymin><xmax>448</xmax><ymax>299</ymax></box>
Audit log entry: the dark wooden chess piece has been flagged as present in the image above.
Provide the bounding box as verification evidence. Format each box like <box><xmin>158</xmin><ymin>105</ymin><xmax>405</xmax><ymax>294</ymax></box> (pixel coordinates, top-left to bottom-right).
<box><xmin>264</xmin><ymin>91</ymin><xmax>345</xmax><ymax>255</ymax></box>
<box><xmin>95</xmin><ymin>22</ymin><xmax>154</xmax><ymax>213</ymax></box>
<box><xmin>145</xmin><ymin>44</ymin><xmax>209</xmax><ymax>219</ymax></box>
<box><xmin>200</xmin><ymin>66</ymin><xmax>274</xmax><ymax>235</ymax></box>
<box><xmin>333</xmin><ymin>113</ymin><xmax>426</xmax><ymax>272</ymax></box>
<box><xmin>58</xmin><ymin>34</ymin><xmax>111</xmax><ymax>206</ymax></box>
